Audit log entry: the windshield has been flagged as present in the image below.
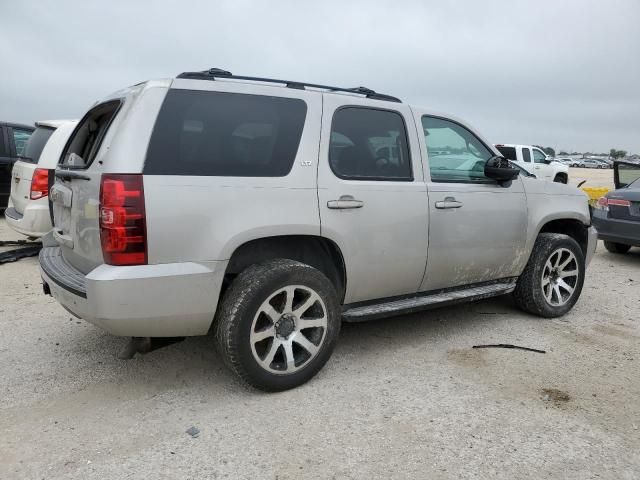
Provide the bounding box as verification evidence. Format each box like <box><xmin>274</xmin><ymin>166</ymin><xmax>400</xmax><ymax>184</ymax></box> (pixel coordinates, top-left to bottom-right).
<box><xmin>22</xmin><ymin>126</ymin><xmax>55</xmax><ymax>164</ymax></box>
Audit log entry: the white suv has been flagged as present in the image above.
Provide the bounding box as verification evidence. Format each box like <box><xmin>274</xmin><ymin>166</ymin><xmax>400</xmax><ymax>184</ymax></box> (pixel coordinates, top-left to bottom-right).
<box><xmin>6</xmin><ymin>120</ymin><xmax>77</xmax><ymax>237</ymax></box>
<box><xmin>40</xmin><ymin>69</ymin><xmax>596</xmax><ymax>391</ymax></box>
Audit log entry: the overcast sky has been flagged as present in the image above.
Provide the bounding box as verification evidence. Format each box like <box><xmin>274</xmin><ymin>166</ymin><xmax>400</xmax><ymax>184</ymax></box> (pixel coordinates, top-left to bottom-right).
<box><xmin>2</xmin><ymin>0</ymin><xmax>639</xmax><ymax>153</ymax></box>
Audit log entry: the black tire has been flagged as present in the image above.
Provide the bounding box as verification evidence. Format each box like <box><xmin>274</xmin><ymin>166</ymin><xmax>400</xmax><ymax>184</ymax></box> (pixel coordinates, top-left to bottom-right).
<box><xmin>215</xmin><ymin>259</ymin><xmax>341</xmax><ymax>392</ymax></box>
<box><xmin>553</xmin><ymin>174</ymin><xmax>567</xmax><ymax>184</ymax></box>
<box><xmin>604</xmin><ymin>241</ymin><xmax>631</xmax><ymax>254</ymax></box>
<box><xmin>514</xmin><ymin>233</ymin><xmax>585</xmax><ymax>318</ymax></box>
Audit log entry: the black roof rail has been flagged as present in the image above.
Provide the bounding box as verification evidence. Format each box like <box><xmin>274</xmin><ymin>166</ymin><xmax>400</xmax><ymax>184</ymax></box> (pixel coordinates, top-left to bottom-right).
<box><xmin>176</xmin><ymin>68</ymin><xmax>401</xmax><ymax>103</ymax></box>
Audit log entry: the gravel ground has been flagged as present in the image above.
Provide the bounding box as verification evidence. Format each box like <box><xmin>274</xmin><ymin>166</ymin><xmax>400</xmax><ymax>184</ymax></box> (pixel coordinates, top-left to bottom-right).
<box><xmin>1</xmin><ymin>184</ymin><xmax>639</xmax><ymax>479</ymax></box>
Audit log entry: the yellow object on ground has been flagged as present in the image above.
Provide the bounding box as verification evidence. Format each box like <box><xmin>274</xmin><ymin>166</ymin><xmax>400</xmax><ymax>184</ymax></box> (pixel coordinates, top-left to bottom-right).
<box><xmin>581</xmin><ymin>186</ymin><xmax>610</xmax><ymax>206</ymax></box>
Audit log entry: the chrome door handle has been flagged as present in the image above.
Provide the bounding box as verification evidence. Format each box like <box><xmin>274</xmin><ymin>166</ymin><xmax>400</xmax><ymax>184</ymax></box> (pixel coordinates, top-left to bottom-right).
<box><xmin>435</xmin><ymin>197</ymin><xmax>463</xmax><ymax>209</ymax></box>
<box><xmin>327</xmin><ymin>195</ymin><xmax>364</xmax><ymax>209</ymax></box>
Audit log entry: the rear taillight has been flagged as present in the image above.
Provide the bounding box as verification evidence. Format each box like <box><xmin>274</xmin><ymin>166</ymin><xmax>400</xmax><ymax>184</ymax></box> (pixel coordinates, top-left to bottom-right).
<box><xmin>99</xmin><ymin>174</ymin><xmax>147</xmax><ymax>266</ymax></box>
<box><xmin>30</xmin><ymin>168</ymin><xmax>49</xmax><ymax>200</ymax></box>
<box><xmin>596</xmin><ymin>196</ymin><xmax>631</xmax><ymax>211</ymax></box>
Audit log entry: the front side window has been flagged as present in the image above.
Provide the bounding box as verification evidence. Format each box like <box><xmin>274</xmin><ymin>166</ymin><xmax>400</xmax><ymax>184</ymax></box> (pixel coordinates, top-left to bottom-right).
<box><xmin>12</xmin><ymin>128</ymin><xmax>33</xmax><ymax>157</ymax></box>
<box><xmin>145</xmin><ymin>90</ymin><xmax>307</xmax><ymax>177</ymax></box>
<box><xmin>533</xmin><ymin>149</ymin><xmax>547</xmax><ymax>164</ymax></box>
<box><xmin>329</xmin><ymin>107</ymin><xmax>412</xmax><ymax>181</ymax></box>
<box><xmin>522</xmin><ymin>148</ymin><xmax>531</xmax><ymax>162</ymax></box>
<box><xmin>422</xmin><ymin>116</ymin><xmax>494</xmax><ymax>183</ymax></box>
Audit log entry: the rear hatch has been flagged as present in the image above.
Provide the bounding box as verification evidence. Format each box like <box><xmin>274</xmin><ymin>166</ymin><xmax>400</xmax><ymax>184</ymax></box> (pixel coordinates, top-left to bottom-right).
<box><xmin>10</xmin><ymin>126</ymin><xmax>55</xmax><ymax>214</ymax></box>
<box><xmin>51</xmin><ymin>81</ymin><xmax>169</xmax><ymax>274</ymax></box>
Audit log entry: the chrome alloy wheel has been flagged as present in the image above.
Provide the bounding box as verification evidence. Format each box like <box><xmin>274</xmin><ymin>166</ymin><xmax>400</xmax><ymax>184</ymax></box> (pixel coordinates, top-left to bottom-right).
<box><xmin>541</xmin><ymin>248</ymin><xmax>579</xmax><ymax>307</ymax></box>
<box><xmin>250</xmin><ymin>285</ymin><xmax>328</xmax><ymax>374</ymax></box>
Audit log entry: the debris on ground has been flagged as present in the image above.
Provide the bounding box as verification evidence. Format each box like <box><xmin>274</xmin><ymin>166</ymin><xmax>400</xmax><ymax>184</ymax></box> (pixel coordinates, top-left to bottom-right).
<box><xmin>0</xmin><ymin>245</ymin><xmax>42</xmax><ymax>264</ymax></box>
<box><xmin>472</xmin><ymin>344</ymin><xmax>546</xmax><ymax>354</ymax></box>
<box><xmin>185</xmin><ymin>426</ymin><xmax>200</xmax><ymax>438</ymax></box>
<box><xmin>541</xmin><ymin>388</ymin><xmax>571</xmax><ymax>404</ymax></box>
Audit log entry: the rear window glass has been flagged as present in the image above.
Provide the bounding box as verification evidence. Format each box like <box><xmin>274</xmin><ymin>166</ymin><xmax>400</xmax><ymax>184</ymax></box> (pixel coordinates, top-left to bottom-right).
<box><xmin>496</xmin><ymin>145</ymin><xmax>517</xmax><ymax>160</ymax></box>
<box><xmin>22</xmin><ymin>126</ymin><xmax>54</xmax><ymax>164</ymax></box>
<box><xmin>144</xmin><ymin>90</ymin><xmax>307</xmax><ymax>177</ymax></box>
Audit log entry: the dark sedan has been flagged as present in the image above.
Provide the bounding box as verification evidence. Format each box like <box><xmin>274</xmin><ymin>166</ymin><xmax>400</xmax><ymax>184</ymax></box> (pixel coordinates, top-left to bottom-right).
<box><xmin>592</xmin><ymin>161</ymin><xmax>640</xmax><ymax>253</ymax></box>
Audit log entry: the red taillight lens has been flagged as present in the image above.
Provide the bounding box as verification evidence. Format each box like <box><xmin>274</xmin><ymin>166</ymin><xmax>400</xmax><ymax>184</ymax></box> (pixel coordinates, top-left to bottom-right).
<box><xmin>99</xmin><ymin>174</ymin><xmax>147</xmax><ymax>266</ymax></box>
<box><xmin>608</xmin><ymin>198</ymin><xmax>631</xmax><ymax>207</ymax></box>
<box><xmin>30</xmin><ymin>168</ymin><xmax>49</xmax><ymax>200</ymax></box>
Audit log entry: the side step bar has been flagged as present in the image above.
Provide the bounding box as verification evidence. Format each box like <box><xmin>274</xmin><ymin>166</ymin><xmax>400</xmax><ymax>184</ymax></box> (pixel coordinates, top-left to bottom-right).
<box><xmin>342</xmin><ymin>279</ymin><xmax>517</xmax><ymax>322</ymax></box>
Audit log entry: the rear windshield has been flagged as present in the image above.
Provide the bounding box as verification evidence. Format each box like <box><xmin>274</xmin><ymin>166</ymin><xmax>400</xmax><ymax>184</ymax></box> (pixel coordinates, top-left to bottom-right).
<box><xmin>144</xmin><ymin>89</ymin><xmax>307</xmax><ymax>177</ymax></box>
<box><xmin>496</xmin><ymin>145</ymin><xmax>517</xmax><ymax>160</ymax></box>
<box><xmin>22</xmin><ymin>126</ymin><xmax>55</xmax><ymax>164</ymax></box>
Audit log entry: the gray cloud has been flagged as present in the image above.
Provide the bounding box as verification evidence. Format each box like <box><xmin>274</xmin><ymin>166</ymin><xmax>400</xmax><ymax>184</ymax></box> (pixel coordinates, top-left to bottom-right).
<box><xmin>1</xmin><ymin>0</ymin><xmax>639</xmax><ymax>153</ymax></box>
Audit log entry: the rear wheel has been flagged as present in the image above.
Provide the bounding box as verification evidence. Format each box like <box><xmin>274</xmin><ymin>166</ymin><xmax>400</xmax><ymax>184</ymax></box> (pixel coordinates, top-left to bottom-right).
<box><xmin>514</xmin><ymin>233</ymin><xmax>585</xmax><ymax>318</ymax></box>
<box><xmin>215</xmin><ymin>259</ymin><xmax>340</xmax><ymax>391</ymax></box>
<box><xmin>604</xmin><ymin>241</ymin><xmax>631</xmax><ymax>254</ymax></box>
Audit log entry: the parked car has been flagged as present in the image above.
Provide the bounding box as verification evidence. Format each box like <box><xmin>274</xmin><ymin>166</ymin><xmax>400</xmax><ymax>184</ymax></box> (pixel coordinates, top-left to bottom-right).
<box><xmin>592</xmin><ymin>161</ymin><xmax>640</xmax><ymax>253</ymax></box>
<box><xmin>494</xmin><ymin>144</ymin><xmax>569</xmax><ymax>183</ymax></box>
<box><xmin>5</xmin><ymin>120</ymin><xmax>78</xmax><ymax>238</ymax></box>
<box><xmin>581</xmin><ymin>159</ymin><xmax>609</xmax><ymax>169</ymax></box>
<box><xmin>555</xmin><ymin>157</ymin><xmax>582</xmax><ymax>167</ymax></box>
<box><xmin>40</xmin><ymin>69</ymin><xmax>597</xmax><ymax>391</ymax></box>
<box><xmin>1</xmin><ymin>122</ymin><xmax>35</xmax><ymax>210</ymax></box>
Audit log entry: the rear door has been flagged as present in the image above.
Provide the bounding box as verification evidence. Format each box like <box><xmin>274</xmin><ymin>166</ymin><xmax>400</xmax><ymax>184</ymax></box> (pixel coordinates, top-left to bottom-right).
<box><xmin>317</xmin><ymin>96</ymin><xmax>428</xmax><ymax>304</ymax></box>
<box><xmin>418</xmin><ymin>114</ymin><xmax>528</xmax><ymax>290</ymax></box>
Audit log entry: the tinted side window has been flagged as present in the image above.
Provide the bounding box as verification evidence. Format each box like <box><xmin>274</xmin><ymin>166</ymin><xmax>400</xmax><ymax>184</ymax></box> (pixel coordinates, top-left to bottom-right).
<box><xmin>329</xmin><ymin>107</ymin><xmax>412</xmax><ymax>181</ymax></box>
<box><xmin>145</xmin><ymin>90</ymin><xmax>307</xmax><ymax>177</ymax></box>
<box><xmin>13</xmin><ymin>128</ymin><xmax>33</xmax><ymax>157</ymax></box>
<box><xmin>422</xmin><ymin>116</ymin><xmax>494</xmax><ymax>183</ymax></box>
<box><xmin>22</xmin><ymin>126</ymin><xmax>54</xmax><ymax>164</ymax></box>
<box><xmin>0</xmin><ymin>128</ymin><xmax>8</xmax><ymax>157</ymax></box>
<box><xmin>522</xmin><ymin>148</ymin><xmax>531</xmax><ymax>162</ymax></box>
<box><xmin>533</xmin><ymin>149</ymin><xmax>546</xmax><ymax>163</ymax></box>
<box><xmin>496</xmin><ymin>145</ymin><xmax>516</xmax><ymax>160</ymax></box>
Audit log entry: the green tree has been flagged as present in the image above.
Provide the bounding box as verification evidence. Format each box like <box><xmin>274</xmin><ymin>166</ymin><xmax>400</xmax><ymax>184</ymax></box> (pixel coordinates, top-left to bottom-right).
<box><xmin>559</xmin><ymin>151</ymin><xmax>568</xmax><ymax>155</ymax></box>
<box><xmin>609</xmin><ymin>149</ymin><xmax>627</xmax><ymax>159</ymax></box>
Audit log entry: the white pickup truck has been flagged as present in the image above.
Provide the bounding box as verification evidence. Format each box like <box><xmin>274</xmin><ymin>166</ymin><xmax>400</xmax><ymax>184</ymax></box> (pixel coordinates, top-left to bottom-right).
<box><xmin>495</xmin><ymin>144</ymin><xmax>569</xmax><ymax>183</ymax></box>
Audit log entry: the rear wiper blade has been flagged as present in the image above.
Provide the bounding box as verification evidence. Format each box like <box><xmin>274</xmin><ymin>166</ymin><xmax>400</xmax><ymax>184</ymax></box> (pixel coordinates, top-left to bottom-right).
<box><xmin>55</xmin><ymin>169</ymin><xmax>91</xmax><ymax>181</ymax></box>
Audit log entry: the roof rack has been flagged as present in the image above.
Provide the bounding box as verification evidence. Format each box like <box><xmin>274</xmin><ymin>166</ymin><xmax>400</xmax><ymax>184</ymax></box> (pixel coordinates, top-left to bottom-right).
<box><xmin>176</xmin><ymin>68</ymin><xmax>402</xmax><ymax>103</ymax></box>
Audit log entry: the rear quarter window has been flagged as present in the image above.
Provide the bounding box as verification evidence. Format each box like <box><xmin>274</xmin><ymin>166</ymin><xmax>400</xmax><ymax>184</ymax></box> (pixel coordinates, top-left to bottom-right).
<box><xmin>144</xmin><ymin>90</ymin><xmax>307</xmax><ymax>177</ymax></box>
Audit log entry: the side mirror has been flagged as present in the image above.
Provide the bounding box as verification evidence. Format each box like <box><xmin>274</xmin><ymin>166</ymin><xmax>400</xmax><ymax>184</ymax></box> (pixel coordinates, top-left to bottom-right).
<box><xmin>484</xmin><ymin>156</ymin><xmax>520</xmax><ymax>184</ymax></box>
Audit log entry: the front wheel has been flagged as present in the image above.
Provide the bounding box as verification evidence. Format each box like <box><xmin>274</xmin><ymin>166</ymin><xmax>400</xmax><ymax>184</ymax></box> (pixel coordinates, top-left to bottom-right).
<box><xmin>215</xmin><ymin>259</ymin><xmax>341</xmax><ymax>391</ymax></box>
<box><xmin>553</xmin><ymin>174</ymin><xmax>567</xmax><ymax>184</ymax></box>
<box><xmin>514</xmin><ymin>233</ymin><xmax>585</xmax><ymax>318</ymax></box>
<box><xmin>604</xmin><ymin>241</ymin><xmax>631</xmax><ymax>254</ymax></box>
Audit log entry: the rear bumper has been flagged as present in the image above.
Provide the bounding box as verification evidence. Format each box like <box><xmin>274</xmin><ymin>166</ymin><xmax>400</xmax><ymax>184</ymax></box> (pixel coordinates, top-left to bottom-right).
<box><xmin>592</xmin><ymin>211</ymin><xmax>640</xmax><ymax>247</ymax></box>
<box><xmin>5</xmin><ymin>199</ymin><xmax>52</xmax><ymax>237</ymax></box>
<box><xmin>40</xmin><ymin>246</ymin><xmax>227</xmax><ymax>337</ymax></box>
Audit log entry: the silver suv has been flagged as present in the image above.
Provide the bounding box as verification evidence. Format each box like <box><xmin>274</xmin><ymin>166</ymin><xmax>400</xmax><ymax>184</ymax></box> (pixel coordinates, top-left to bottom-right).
<box><xmin>40</xmin><ymin>68</ymin><xmax>597</xmax><ymax>391</ymax></box>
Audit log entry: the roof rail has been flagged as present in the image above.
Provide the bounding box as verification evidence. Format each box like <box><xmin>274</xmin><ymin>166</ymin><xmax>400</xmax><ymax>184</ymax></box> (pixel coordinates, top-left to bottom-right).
<box><xmin>176</xmin><ymin>68</ymin><xmax>402</xmax><ymax>103</ymax></box>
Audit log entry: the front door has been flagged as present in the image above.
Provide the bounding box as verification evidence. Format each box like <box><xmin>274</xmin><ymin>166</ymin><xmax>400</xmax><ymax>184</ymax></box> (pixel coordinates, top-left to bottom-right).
<box><xmin>317</xmin><ymin>96</ymin><xmax>429</xmax><ymax>304</ymax></box>
<box><xmin>532</xmin><ymin>147</ymin><xmax>552</xmax><ymax>180</ymax></box>
<box><xmin>417</xmin><ymin>114</ymin><xmax>528</xmax><ymax>291</ymax></box>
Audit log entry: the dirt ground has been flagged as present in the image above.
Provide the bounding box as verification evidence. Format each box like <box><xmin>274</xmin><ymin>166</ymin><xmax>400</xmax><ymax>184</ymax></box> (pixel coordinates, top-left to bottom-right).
<box><xmin>1</xmin><ymin>175</ymin><xmax>638</xmax><ymax>479</ymax></box>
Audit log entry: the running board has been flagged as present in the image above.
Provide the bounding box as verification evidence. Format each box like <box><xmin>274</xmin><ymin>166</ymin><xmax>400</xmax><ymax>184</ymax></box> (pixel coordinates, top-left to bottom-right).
<box><xmin>342</xmin><ymin>279</ymin><xmax>517</xmax><ymax>322</ymax></box>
